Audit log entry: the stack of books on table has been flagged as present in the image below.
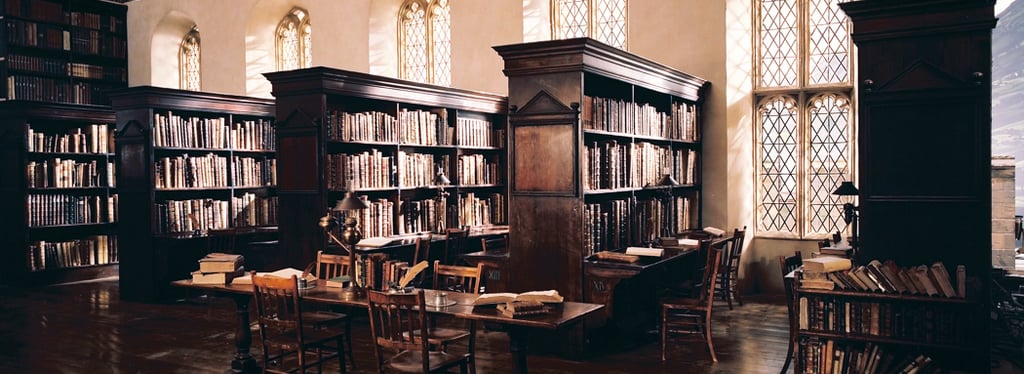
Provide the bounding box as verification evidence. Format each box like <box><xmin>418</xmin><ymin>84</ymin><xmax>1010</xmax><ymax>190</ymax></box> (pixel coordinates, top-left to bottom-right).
<box><xmin>191</xmin><ymin>252</ymin><xmax>244</xmax><ymax>285</ymax></box>
<box><xmin>496</xmin><ymin>300</ymin><xmax>551</xmax><ymax>318</ymax></box>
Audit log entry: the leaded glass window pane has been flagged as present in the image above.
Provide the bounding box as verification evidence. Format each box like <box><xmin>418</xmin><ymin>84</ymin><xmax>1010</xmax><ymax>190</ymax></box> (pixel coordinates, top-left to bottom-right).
<box><xmin>430</xmin><ymin>0</ymin><xmax>451</xmax><ymax>86</ymax></box>
<box><xmin>807</xmin><ymin>0</ymin><xmax>849</xmax><ymax>85</ymax></box>
<box><xmin>557</xmin><ymin>0</ymin><xmax>589</xmax><ymax>39</ymax></box>
<box><xmin>402</xmin><ymin>2</ymin><xmax>428</xmax><ymax>83</ymax></box>
<box><xmin>758</xmin><ymin>96</ymin><xmax>799</xmax><ymax>233</ymax></box>
<box><xmin>276</xmin><ymin>8</ymin><xmax>310</xmax><ymax>71</ymax></box>
<box><xmin>595</xmin><ymin>0</ymin><xmax>626</xmax><ymax>49</ymax></box>
<box><xmin>807</xmin><ymin>93</ymin><xmax>851</xmax><ymax>235</ymax></box>
<box><xmin>759</xmin><ymin>0</ymin><xmax>798</xmax><ymax>88</ymax></box>
<box><xmin>180</xmin><ymin>27</ymin><xmax>200</xmax><ymax>91</ymax></box>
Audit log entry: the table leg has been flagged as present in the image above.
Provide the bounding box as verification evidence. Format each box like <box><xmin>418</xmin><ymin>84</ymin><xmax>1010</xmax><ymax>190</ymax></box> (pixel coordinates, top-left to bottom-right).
<box><xmin>227</xmin><ymin>293</ymin><xmax>260</xmax><ymax>374</ymax></box>
<box><xmin>507</xmin><ymin>326</ymin><xmax>529</xmax><ymax>374</ymax></box>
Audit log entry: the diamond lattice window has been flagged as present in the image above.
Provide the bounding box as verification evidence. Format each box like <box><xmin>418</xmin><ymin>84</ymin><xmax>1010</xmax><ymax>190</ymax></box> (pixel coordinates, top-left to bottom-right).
<box><xmin>553</xmin><ymin>0</ymin><xmax>626</xmax><ymax>49</ymax></box>
<box><xmin>276</xmin><ymin>8</ymin><xmax>311</xmax><ymax>71</ymax></box>
<box><xmin>754</xmin><ymin>0</ymin><xmax>853</xmax><ymax>239</ymax></box>
<box><xmin>400</xmin><ymin>0</ymin><xmax>450</xmax><ymax>86</ymax></box>
<box><xmin>180</xmin><ymin>26</ymin><xmax>200</xmax><ymax>91</ymax></box>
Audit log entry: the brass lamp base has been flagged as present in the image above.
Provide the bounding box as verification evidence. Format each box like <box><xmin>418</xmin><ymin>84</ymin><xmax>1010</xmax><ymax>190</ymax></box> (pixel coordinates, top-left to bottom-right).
<box><xmin>339</xmin><ymin>285</ymin><xmax>365</xmax><ymax>300</ymax></box>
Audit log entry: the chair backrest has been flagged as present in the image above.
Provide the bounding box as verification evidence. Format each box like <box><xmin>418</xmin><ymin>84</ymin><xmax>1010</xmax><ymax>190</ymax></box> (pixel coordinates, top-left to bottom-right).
<box><xmin>443</xmin><ymin>228</ymin><xmax>470</xmax><ymax>265</ymax></box>
<box><xmin>315</xmin><ymin>250</ymin><xmax>350</xmax><ymax>281</ymax></box>
<box><xmin>700</xmin><ymin>239</ymin><xmax>726</xmax><ymax>304</ymax></box>
<box><xmin>722</xmin><ymin>226</ymin><xmax>747</xmax><ymax>270</ymax></box>
<box><xmin>207</xmin><ymin>228</ymin><xmax>237</xmax><ymax>253</ymax></box>
<box><xmin>433</xmin><ymin>260</ymin><xmax>483</xmax><ymax>294</ymax></box>
<box><xmin>778</xmin><ymin>251</ymin><xmax>803</xmax><ymax>277</ymax></box>
<box><xmin>251</xmin><ymin>272</ymin><xmax>304</xmax><ymax>349</ymax></box>
<box><xmin>412</xmin><ymin>235</ymin><xmax>431</xmax><ymax>265</ymax></box>
<box><xmin>480</xmin><ymin>234</ymin><xmax>508</xmax><ymax>252</ymax></box>
<box><xmin>366</xmin><ymin>289</ymin><xmax>431</xmax><ymax>373</ymax></box>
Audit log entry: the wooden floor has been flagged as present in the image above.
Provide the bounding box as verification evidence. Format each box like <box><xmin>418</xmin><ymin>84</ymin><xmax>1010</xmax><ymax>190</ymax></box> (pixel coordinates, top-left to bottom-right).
<box><xmin>0</xmin><ymin>278</ymin><xmax>797</xmax><ymax>374</ymax></box>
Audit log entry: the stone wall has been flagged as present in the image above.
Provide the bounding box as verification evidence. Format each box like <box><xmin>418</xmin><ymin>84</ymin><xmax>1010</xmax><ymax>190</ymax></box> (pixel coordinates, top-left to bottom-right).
<box><xmin>993</xmin><ymin>155</ymin><xmax>1017</xmax><ymax>269</ymax></box>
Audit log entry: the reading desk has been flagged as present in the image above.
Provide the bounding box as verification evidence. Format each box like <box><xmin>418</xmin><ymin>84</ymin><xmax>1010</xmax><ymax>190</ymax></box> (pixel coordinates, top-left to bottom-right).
<box><xmin>172</xmin><ymin>279</ymin><xmax>601</xmax><ymax>374</ymax></box>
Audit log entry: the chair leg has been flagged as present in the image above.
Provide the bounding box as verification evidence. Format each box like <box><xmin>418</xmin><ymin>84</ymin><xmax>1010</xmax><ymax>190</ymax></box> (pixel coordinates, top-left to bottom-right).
<box><xmin>733</xmin><ymin>275</ymin><xmax>743</xmax><ymax>307</ymax></box>
<box><xmin>337</xmin><ymin>336</ymin><xmax>348</xmax><ymax>374</ymax></box>
<box><xmin>704</xmin><ymin>311</ymin><xmax>717</xmax><ymax>362</ymax></box>
<box><xmin>725</xmin><ymin>274</ymin><xmax>734</xmax><ymax>310</ymax></box>
<box><xmin>660</xmin><ymin>307</ymin><xmax>668</xmax><ymax>361</ymax></box>
<box><xmin>345</xmin><ymin>319</ymin><xmax>355</xmax><ymax>370</ymax></box>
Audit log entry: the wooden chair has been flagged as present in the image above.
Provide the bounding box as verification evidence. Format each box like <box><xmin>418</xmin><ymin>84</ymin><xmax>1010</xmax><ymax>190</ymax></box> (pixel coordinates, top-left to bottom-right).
<box><xmin>410</xmin><ymin>235</ymin><xmax>432</xmax><ymax>288</ymax></box>
<box><xmin>778</xmin><ymin>251</ymin><xmax>803</xmax><ymax>374</ymax></box>
<box><xmin>715</xmin><ymin>226</ymin><xmax>747</xmax><ymax>309</ymax></box>
<box><xmin>480</xmin><ymin>234</ymin><xmax>508</xmax><ymax>253</ymax></box>
<box><xmin>250</xmin><ymin>272</ymin><xmax>350</xmax><ymax>374</ymax></box>
<box><xmin>661</xmin><ymin>238</ymin><xmax>724</xmax><ymax>362</ymax></box>
<box><xmin>426</xmin><ymin>260</ymin><xmax>481</xmax><ymax>370</ymax></box>
<box><xmin>206</xmin><ymin>227</ymin><xmax>237</xmax><ymax>254</ymax></box>
<box><xmin>442</xmin><ymin>228</ymin><xmax>470</xmax><ymax>265</ymax></box>
<box><xmin>309</xmin><ymin>250</ymin><xmax>356</xmax><ymax>366</ymax></box>
<box><xmin>366</xmin><ymin>289</ymin><xmax>472</xmax><ymax>374</ymax></box>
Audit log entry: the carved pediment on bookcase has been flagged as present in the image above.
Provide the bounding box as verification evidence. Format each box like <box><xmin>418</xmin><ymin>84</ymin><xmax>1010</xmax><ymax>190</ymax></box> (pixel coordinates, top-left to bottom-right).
<box><xmin>874</xmin><ymin>60</ymin><xmax>966</xmax><ymax>92</ymax></box>
<box><xmin>514</xmin><ymin>90</ymin><xmax>576</xmax><ymax>115</ymax></box>
<box><xmin>115</xmin><ymin>120</ymin><xmax>147</xmax><ymax>139</ymax></box>
<box><xmin>276</xmin><ymin>108</ymin><xmax>322</xmax><ymax>132</ymax></box>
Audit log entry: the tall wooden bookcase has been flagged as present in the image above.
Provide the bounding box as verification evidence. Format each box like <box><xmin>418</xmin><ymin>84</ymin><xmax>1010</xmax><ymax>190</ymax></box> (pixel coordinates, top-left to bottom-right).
<box><xmin>785</xmin><ymin>1</ymin><xmax>997</xmax><ymax>372</ymax></box>
<box><xmin>263</xmin><ymin>67</ymin><xmax>508</xmax><ymax>269</ymax></box>
<box><xmin>493</xmin><ymin>38</ymin><xmax>709</xmax><ymax>302</ymax></box>
<box><xmin>1</xmin><ymin>0</ymin><xmax>128</xmax><ymax>105</ymax></box>
<box><xmin>110</xmin><ymin>86</ymin><xmax>277</xmax><ymax>301</ymax></box>
<box><xmin>0</xmin><ymin>101</ymin><xmax>119</xmax><ymax>285</ymax></box>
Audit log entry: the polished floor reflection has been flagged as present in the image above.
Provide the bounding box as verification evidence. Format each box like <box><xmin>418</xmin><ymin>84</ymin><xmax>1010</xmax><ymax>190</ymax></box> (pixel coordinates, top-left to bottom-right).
<box><xmin>0</xmin><ymin>278</ymin><xmax>794</xmax><ymax>373</ymax></box>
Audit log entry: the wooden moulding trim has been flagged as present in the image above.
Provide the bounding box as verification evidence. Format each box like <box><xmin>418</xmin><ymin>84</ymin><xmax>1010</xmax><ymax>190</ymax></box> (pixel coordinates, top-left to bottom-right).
<box><xmin>0</xmin><ymin>101</ymin><xmax>116</xmax><ymax>122</ymax></box>
<box><xmin>263</xmin><ymin>67</ymin><xmax>508</xmax><ymax>114</ymax></box>
<box><xmin>105</xmin><ymin>86</ymin><xmax>275</xmax><ymax>117</ymax></box>
<box><xmin>493</xmin><ymin>38</ymin><xmax>709</xmax><ymax>102</ymax></box>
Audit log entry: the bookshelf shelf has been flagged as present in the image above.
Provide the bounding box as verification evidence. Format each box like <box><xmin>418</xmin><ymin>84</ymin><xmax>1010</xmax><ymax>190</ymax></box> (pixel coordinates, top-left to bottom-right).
<box><xmin>1</xmin><ymin>0</ymin><xmax>128</xmax><ymax>105</ymax></box>
<box><xmin>0</xmin><ymin>101</ymin><xmax>119</xmax><ymax>285</ymax></box>
<box><xmin>264</xmin><ymin>67</ymin><xmax>508</xmax><ymax>269</ymax></box>
<box><xmin>109</xmin><ymin>86</ymin><xmax>277</xmax><ymax>301</ymax></box>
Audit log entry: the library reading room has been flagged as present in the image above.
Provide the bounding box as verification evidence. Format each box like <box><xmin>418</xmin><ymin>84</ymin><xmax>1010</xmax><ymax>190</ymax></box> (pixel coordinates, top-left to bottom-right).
<box><xmin>3</xmin><ymin>0</ymin><xmax>1024</xmax><ymax>373</ymax></box>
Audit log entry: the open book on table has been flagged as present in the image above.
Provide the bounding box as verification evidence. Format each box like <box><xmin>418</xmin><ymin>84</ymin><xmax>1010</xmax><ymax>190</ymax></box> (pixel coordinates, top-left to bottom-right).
<box><xmin>472</xmin><ymin>290</ymin><xmax>564</xmax><ymax>305</ymax></box>
<box><xmin>230</xmin><ymin>267</ymin><xmax>315</xmax><ymax>285</ymax></box>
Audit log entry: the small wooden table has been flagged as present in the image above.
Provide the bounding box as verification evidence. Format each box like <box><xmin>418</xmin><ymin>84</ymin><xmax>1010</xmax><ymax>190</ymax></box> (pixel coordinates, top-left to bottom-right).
<box><xmin>172</xmin><ymin>280</ymin><xmax>601</xmax><ymax>374</ymax></box>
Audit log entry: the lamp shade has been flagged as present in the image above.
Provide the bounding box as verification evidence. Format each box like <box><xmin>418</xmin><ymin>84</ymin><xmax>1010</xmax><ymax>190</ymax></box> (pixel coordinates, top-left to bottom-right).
<box><xmin>832</xmin><ymin>181</ymin><xmax>859</xmax><ymax>196</ymax></box>
<box><xmin>658</xmin><ymin>173</ymin><xmax>680</xmax><ymax>187</ymax></box>
<box><xmin>433</xmin><ymin>170</ymin><xmax>451</xmax><ymax>186</ymax></box>
<box><xmin>333</xmin><ymin>191</ymin><xmax>368</xmax><ymax>211</ymax></box>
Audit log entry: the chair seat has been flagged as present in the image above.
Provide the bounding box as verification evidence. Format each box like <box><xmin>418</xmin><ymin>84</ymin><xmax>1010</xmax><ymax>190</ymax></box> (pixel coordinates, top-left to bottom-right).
<box><xmin>261</xmin><ymin>323</ymin><xmax>347</xmax><ymax>351</ymax></box>
<box><xmin>406</xmin><ymin>327</ymin><xmax>472</xmax><ymax>345</ymax></box>
<box><xmin>303</xmin><ymin>310</ymin><xmax>349</xmax><ymax>328</ymax></box>
<box><xmin>660</xmin><ymin>296</ymin><xmax>703</xmax><ymax>310</ymax></box>
<box><xmin>387</xmin><ymin>350</ymin><xmax>471</xmax><ymax>373</ymax></box>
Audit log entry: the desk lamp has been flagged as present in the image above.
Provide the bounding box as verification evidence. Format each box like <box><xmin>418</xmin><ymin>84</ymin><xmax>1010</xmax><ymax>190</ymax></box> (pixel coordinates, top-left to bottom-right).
<box><xmin>318</xmin><ymin>186</ymin><xmax>369</xmax><ymax>300</ymax></box>
<box><xmin>433</xmin><ymin>167</ymin><xmax>451</xmax><ymax>234</ymax></box>
<box><xmin>832</xmin><ymin>181</ymin><xmax>860</xmax><ymax>249</ymax></box>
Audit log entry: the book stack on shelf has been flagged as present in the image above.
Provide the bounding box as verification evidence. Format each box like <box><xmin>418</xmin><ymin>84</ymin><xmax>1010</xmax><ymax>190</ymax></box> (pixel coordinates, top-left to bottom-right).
<box><xmin>801</xmin><ymin>259</ymin><xmax>964</xmax><ymax>298</ymax></box>
<box><xmin>800</xmin><ymin>256</ymin><xmax>853</xmax><ymax>290</ymax></box>
<box><xmin>191</xmin><ymin>252</ymin><xmax>244</xmax><ymax>285</ymax></box>
<box><xmin>800</xmin><ymin>340</ymin><xmax>937</xmax><ymax>374</ymax></box>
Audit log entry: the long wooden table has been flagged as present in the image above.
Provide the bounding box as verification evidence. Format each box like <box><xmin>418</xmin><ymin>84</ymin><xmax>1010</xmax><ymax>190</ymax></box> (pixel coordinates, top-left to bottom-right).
<box><xmin>172</xmin><ymin>280</ymin><xmax>602</xmax><ymax>374</ymax></box>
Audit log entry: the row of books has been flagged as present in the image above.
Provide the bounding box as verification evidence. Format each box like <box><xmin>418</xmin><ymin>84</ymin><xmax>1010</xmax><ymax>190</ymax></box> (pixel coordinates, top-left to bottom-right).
<box><xmin>351</xmin><ymin>254</ymin><xmax>415</xmax><ymax>291</ymax></box>
<box><xmin>584</xmin><ymin>196</ymin><xmax>693</xmax><ymax>255</ymax></box>
<box><xmin>155</xmin><ymin>198</ymin><xmax>230</xmax><ymax>234</ymax></box>
<box><xmin>152</xmin><ymin>113</ymin><xmax>276</xmax><ymax>151</ymax></box>
<box><xmin>583</xmin><ymin>140</ymin><xmax>697</xmax><ymax>191</ymax></box>
<box><xmin>397</xmin><ymin>151</ymin><xmax>446</xmax><ymax>188</ymax></box>
<box><xmin>325</xmin><ymin>149</ymin><xmax>397</xmax><ymax>190</ymax></box>
<box><xmin>457</xmin><ymin>192</ymin><xmax>505</xmax><ymax>228</ymax></box>
<box><xmin>154</xmin><ymin>153</ymin><xmax>229</xmax><ymax>189</ymax></box>
<box><xmin>26</xmin><ymin>159</ymin><xmax>114</xmax><ymax>189</ymax></box>
<box><xmin>27</xmin><ymin>235</ymin><xmax>117</xmax><ymax>272</ymax></box>
<box><xmin>231</xmin><ymin>157</ymin><xmax>277</xmax><ymax>188</ymax></box>
<box><xmin>26</xmin><ymin>193</ymin><xmax>117</xmax><ymax>227</ymax></box>
<box><xmin>802</xmin><ymin>258</ymin><xmax>965</xmax><ymax>298</ymax></box>
<box><xmin>68</xmin><ymin>28</ymin><xmax>126</xmax><ymax>58</ymax></box>
<box><xmin>580</xmin><ymin>95</ymin><xmax>700</xmax><ymax>141</ymax></box>
<box><xmin>6</xmin><ymin>54</ymin><xmax>126</xmax><ymax>82</ymax></box>
<box><xmin>456</xmin><ymin>154</ymin><xmax>502</xmax><ymax>186</ymax></box>
<box><xmin>325</xmin><ymin>108</ymin><xmax>452</xmax><ymax>146</ymax></box>
<box><xmin>798</xmin><ymin>295</ymin><xmax>971</xmax><ymax>344</ymax></box>
<box><xmin>800</xmin><ymin>338</ymin><xmax>939</xmax><ymax>374</ymax></box>
<box><xmin>68</xmin><ymin>11</ymin><xmax>125</xmax><ymax>33</ymax></box>
<box><xmin>26</xmin><ymin>123</ymin><xmax>113</xmax><ymax>154</ymax></box>
<box><xmin>4</xmin><ymin>0</ymin><xmax>65</xmax><ymax>24</ymax></box>
<box><xmin>455</xmin><ymin>118</ymin><xmax>503</xmax><ymax>148</ymax></box>
<box><xmin>4</xmin><ymin>19</ymin><xmax>126</xmax><ymax>58</ymax></box>
<box><xmin>6</xmin><ymin>74</ymin><xmax>113</xmax><ymax>105</ymax></box>
<box><xmin>397</xmin><ymin>198</ymin><xmax>445</xmax><ymax>235</ymax></box>
<box><xmin>333</xmin><ymin>196</ymin><xmax>395</xmax><ymax>239</ymax></box>
<box><xmin>232</xmin><ymin>194</ymin><xmax>278</xmax><ymax>228</ymax></box>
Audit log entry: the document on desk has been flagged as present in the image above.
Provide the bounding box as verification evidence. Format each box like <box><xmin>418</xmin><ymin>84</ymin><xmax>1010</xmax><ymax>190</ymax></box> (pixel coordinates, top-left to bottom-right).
<box><xmin>625</xmin><ymin>247</ymin><xmax>664</xmax><ymax>257</ymax></box>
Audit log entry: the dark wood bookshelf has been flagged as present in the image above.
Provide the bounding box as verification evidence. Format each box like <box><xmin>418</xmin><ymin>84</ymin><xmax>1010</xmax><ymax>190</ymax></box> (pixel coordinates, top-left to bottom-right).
<box><xmin>0</xmin><ymin>100</ymin><xmax>119</xmax><ymax>285</ymax></box>
<box><xmin>263</xmin><ymin>66</ymin><xmax>508</xmax><ymax>270</ymax></box>
<box><xmin>109</xmin><ymin>86</ymin><xmax>277</xmax><ymax>301</ymax></box>
<box><xmin>789</xmin><ymin>3</ymin><xmax>998</xmax><ymax>372</ymax></box>
<box><xmin>1</xmin><ymin>0</ymin><xmax>128</xmax><ymax>106</ymax></box>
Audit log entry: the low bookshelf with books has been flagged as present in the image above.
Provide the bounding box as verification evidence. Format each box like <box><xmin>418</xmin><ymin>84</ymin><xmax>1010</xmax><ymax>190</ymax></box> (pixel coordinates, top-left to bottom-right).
<box><xmin>109</xmin><ymin>86</ymin><xmax>277</xmax><ymax>301</ymax></box>
<box><xmin>0</xmin><ymin>101</ymin><xmax>119</xmax><ymax>285</ymax></box>
<box><xmin>792</xmin><ymin>258</ymin><xmax>985</xmax><ymax>373</ymax></box>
